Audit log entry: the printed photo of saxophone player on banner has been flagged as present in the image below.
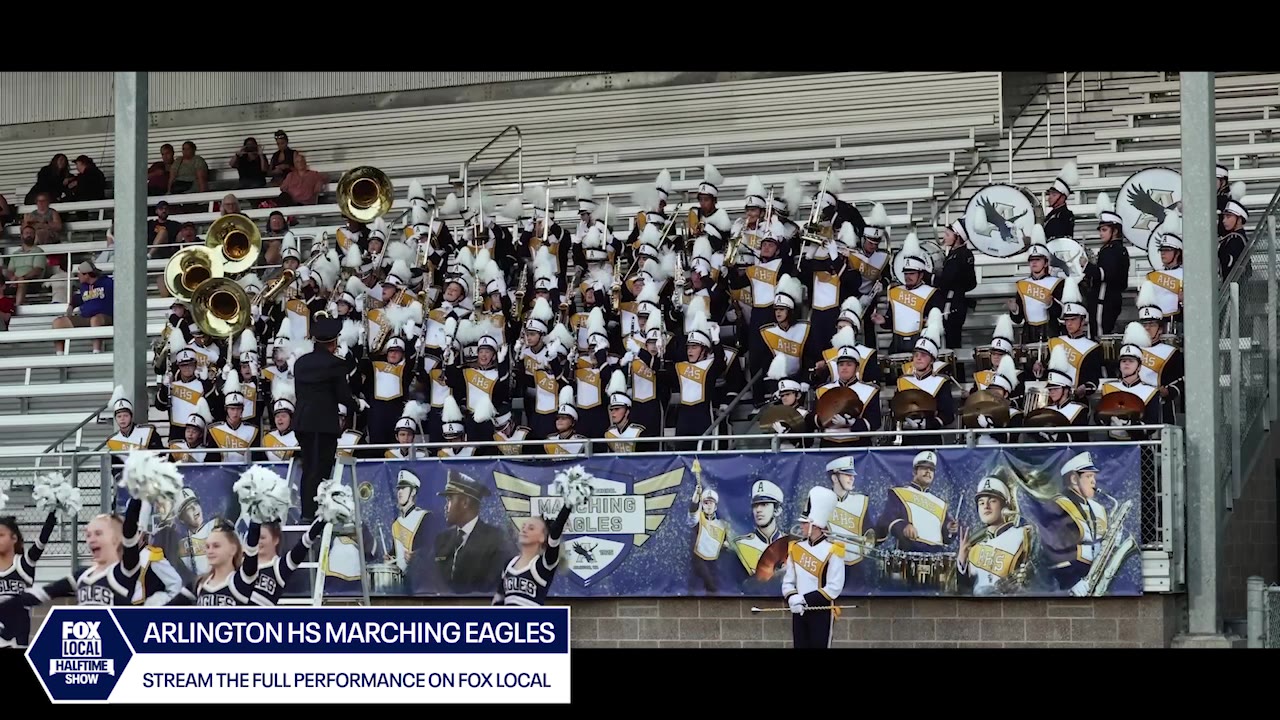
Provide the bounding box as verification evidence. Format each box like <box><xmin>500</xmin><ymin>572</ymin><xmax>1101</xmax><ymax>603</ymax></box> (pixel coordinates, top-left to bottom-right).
<box><xmin>117</xmin><ymin>446</ymin><xmax>1144</xmax><ymax>599</ymax></box>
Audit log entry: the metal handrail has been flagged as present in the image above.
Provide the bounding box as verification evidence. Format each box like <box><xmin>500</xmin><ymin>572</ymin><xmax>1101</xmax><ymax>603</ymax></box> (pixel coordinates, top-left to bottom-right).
<box><xmin>931</xmin><ymin>158</ymin><xmax>991</xmax><ymax>228</ymax></box>
<box><xmin>1006</xmin><ymin>72</ymin><xmax>1081</xmax><ymax>182</ymax></box>
<box><xmin>703</xmin><ymin>368</ymin><xmax>766</xmax><ymax>436</ymax></box>
<box><xmin>41</xmin><ymin>401</ymin><xmax>109</xmax><ymax>455</ymax></box>
<box><xmin>1218</xmin><ymin>180</ymin><xmax>1280</xmax><ymax>304</ymax></box>
<box><xmin>459</xmin><ymin>125</ymin><xmax>524</xmax><ymax>205</ymax></box>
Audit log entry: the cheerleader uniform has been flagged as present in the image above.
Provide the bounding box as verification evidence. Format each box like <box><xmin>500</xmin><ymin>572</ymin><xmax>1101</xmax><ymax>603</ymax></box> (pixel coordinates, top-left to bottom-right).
<box><xmin>0</xmin><ymin>498</ymin><xmax>145</xmax><ymax>610</ymax></box>
<box><xmin>250</xmin><ymin>521</ymin><xmax>325</xmax><ymax>606</ymax></box>
<box><xmin>169</xmin><ymin>523</ymin><xmax>261</xmax><ymax>607</ymax></box>
<box><xmin>0</xmin><ymin>511</ymin><xmax>56</xmax><ymax>647</ymax></box>
<box><xmin>493</xmin><ymin>504</ymin><xmax>571</xmax><ymax>607</ymax></box>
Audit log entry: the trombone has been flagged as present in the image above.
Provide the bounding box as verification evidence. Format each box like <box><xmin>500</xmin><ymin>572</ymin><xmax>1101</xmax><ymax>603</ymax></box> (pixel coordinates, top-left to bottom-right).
<box><xmin>800</xmin><ymin>168</ymin><xmax>832</xmax><ymax>247</ymax></box>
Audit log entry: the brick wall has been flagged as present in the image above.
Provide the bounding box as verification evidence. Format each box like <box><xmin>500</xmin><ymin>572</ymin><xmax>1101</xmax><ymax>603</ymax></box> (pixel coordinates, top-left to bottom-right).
<box><xmin>549</xmin><ymin>595</ymin><xmax>1183</xmax><ymax>648</ymax></box>
<box><xmin>31</xmin><ymin>595</ymin><xmax>1183</xmax><ymax>649</ymax></box>
<box><xmin>1223</xmin><ymin>453</ymin><xmax>1278</xmax><ymax>621</ymax></box>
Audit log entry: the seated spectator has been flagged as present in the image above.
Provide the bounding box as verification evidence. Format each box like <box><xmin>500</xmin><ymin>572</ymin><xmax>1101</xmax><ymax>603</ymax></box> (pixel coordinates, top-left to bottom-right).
<box><xmin>148</xmin><ymin>201</ymin><xmax>182</xmax><ymax>259</ymax></box>
<box><xmin>230</xmin><ymin>137</ymin><xmax>269</xmax><ymax>190</ymax></box>
<box><xmin>148</xmin><ymin>144</ymin><xmax>175</xmax><ymax>195</ymax></box>
<box><xmin>45</xmin><ymin>262</ymin><xmax>69</xmax><ymax>305</ymax></box>
<box><xmin>23</xmin><ymin>193</ymin><xmax>63</xmax><ymax>244</ymax></box>
<box><xmin>52</xmin><ymin>260</ymin><xmax>113</xmax><ymax>355</ymax></box>
<box><xmin>278</xmin><ymin>153</ymin><xmax>326</xmax><ymax>206</ymax></box>
<box><xmin>66</xmin><ymin>155</ymin><xmax>107</xmax><ymax>202</ymax></box>
<box><xmin>269</xmin><ymin>130</ymin><xmax>295</xmax><ymax>185</ymax></box>
<box><xmin>220</xmin><ymin>194</ymin><xmax>242</xmax><ymax>216</ymax></box>
<box><xmin>168</xmin><ymin>141</ymin><xmax>209</xmax><ymax>194</ymax></box>
<box><xmin>97</xmin><ymin>226</ymin><xmax>115</xmax><ymax>265</ymax></box>
<box><xmin>4</xmin><ymin>226</ymin><xmax>48</xmax><ymax>307</ymax></box>
<box><xmin>258</xmin><ymin>211</ymin><xmax>289</xmax><ymax>268</ymax></box>
<box><xmin>24</xmin><ymin>154</ymin><xmax>70</xmax><ymax>204</ymax></box>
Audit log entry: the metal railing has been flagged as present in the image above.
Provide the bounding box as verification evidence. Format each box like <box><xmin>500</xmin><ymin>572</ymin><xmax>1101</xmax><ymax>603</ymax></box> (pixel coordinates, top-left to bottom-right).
<box><xmin>4</xmin><ymin>426</ymin><xmax>1183</xmax><ymax>592</ymax></box>
<box><xmin>459</xmin><ymin>125</ymin><xmax>523</xmax><ymax>203</ymax></box>
<box><xmin>1005</xmin><ymin>72</ymin><xmax>1082</xmax><ymax>183</ymax></box>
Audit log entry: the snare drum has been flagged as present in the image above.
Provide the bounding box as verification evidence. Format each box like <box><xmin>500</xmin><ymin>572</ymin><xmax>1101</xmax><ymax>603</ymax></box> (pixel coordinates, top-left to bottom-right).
<box><xmin>973</xmin><ymin>345</ymin><xmax>994</xmax><ymax>372</ymax></box>
<box><xmin>936</xmin><ymin>350</ymin><xmax>956</xmax><ymax>377</ymax></box>
<box><xmin>1023</xmin><ymin>380</ymin><xmax>1050</xmax><ymax>412</ymax></box>
<box><xmin>367</xmin><ymin>563</ymin><xmax>406</xmax><ymax>594</ymax></box>
<box><xmin>886</xmin><ymin>352</ymin><xmax>913</xmax><ymax>381</ymax></box>
<box><xmin>1100</xmin><ymin>334</ymin><xmax>1124</xmax><ymax>364</ymax></box>
<box><xmin>1018</xmin><ymin>341</ymin><xmax>1048</xmax><ymax>368</ymax></box>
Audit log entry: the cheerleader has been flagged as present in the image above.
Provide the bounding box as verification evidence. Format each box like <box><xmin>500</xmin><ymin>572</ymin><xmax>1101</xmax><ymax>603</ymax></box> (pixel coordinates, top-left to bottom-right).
<box><xmin>493</xmin><ymin>466</ymin><xmax>592</xmax><ymax>606</ymax></box>
<box><xmin>0</xmin><ymin>452</ymin><xmax>180</xmax><ymax>616</ymax></box>
<box><xmin>169</xmin><ymin>465</ymin><xmax>295</xmax><ymax>606</ymax></box>
<box><xmin>248</xmin><ymin>476</ymin><xmax>351</xmax><ymax>606</ymax></box>
<box><xmin>0</xmin><ymin>475</ymin><xmax>63</xmax><ymax>648</ymax></box>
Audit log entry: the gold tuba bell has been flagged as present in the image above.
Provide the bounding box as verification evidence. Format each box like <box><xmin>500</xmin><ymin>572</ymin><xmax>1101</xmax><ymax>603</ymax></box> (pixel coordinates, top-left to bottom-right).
<box><xmin>164</xmin><ymin>246</ymin><xmax>224</xmax><ymax>303</ymax></box>
<box><xmin>191</xmin><ymin>277</ymin><xmax>253</xmax><ymax>338</ymax></box>
<box><xmin>337</xmin><ymin>166</ymin><xmax>394</xmax><ymax>224</ymax></box>
<box><xmin>204</xmin><ymin>213</ymin><xmax>262</xmax><ymax>274</ymax></box>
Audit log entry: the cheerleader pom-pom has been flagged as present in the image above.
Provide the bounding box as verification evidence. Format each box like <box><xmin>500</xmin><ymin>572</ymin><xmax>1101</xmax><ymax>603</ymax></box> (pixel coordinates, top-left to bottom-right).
<box><xmin>233</xmin><ymin>466</ymin><xmax>291</xmax><ymax>523</ymax></box>
<box><xmin>33</xmin><ymin>472</ymin><xmax>82</xmax><ymax>517</ymax></box>
<box><xmin>554</xmin><ymin>465</ymin><xmax>595</xmax><ymax>511</ymax></box>
<box><xmin>118</xmin><ymin>451</ymin><xmax>184</xmax><ymax>505</ymax></box>
<box><xmin>317</xmin><ymin>481</ymin><xmax>355</xmax><ymax>525</ymax></box>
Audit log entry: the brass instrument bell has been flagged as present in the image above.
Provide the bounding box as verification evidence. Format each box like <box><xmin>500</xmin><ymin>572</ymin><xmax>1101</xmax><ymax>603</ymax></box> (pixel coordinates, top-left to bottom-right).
<box><xmin>687</xmin><ymin>207</ymin><xmax>702</xmax><ymax>238</ymax></box>
<box><xmin>254</xmin><ymin>269</ymin><xmax>295</xmax><ymax>306</ymax></box>
<box><xmin>204</xmin><ymin>213</ymin><xmax>262</xmax><ymax>274</ymax></box>
<box><xmin>960</xmin><ymin>389</ymin><xmax>1011</xmax><ymax>429</ymax></box>
<box><xmin>191</xmin><ymin>277</ymin><xmax>253</xmax><ymax>338</ymax></box>
<box><xmin>163</xmin><ymin>245</ymin><xmax>224</xmax><ymax>303</ymax></box>
<box><xmin>337</xmin><ymin>166</ymin><xmax>394</xmax><ymax>224</ymax></box>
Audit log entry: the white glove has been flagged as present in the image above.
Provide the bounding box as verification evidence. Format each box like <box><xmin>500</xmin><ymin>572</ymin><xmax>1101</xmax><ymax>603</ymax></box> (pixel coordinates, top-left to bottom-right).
<box><xmin>771</xmin><ymin>421</ymin><xmax>788</xmax><ymax>434</ymax></box>
<box><xmin>162</xmin><ymin>372</ymin><xmax>172</xmax><ymax>388</ymax></box>
<box><xmin>357</xmin><ymin>398</ymin><xmax>370</xmax><ymax>412</ymax></box>
<box><xmin>1069</xmin><ymin>579</ymin><xmax>1089</xmax><ymax>597</ymax></box>
<box><xmin>251</xmin><ymin>303</ymin><xmax>263</xmax><ymax>321</ymax></box>
<box><xmin>1110</xmin><ymin>416</ymin><xmax>1127</xmax><ymax>427</ymax></box>
<box><xmin>903</xmin><ymin>417</ymin><xmax>925</xmax><ymax>430</ymax></box>
<box><xmin>826</xmin><ymin>240</ymin><xmax>839</xmax><ymax>259</ymax></box>
<box><xmin>196</xmin><ymin>365</ymin><xmax>208</xmax><ymax>381</ymax></box>
<box><xmin>788</xmin><ymin>595</ymin><xmax>805</xmax><ymax>615</ymax></box>
<box><xmin>978</xmin><ymin>414</ymin><xmax>993</xmax><ymax>428</ymax></box>
<box><xmin>709</xmin><ymin>324</ymin><xmax>721</xmax><ymax>345</ymax></box>
<box><xmin>443</xmin><ymin>347</ymin><xmax>457</xmax><ymax>366</ymax></box>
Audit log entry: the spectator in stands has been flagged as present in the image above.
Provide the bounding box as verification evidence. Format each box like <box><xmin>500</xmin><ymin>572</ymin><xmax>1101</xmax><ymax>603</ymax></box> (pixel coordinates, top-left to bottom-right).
<box><xmin>168</xmin><ymin>141</ymin><xmax>209</xmax><ymax>194</ymax></box>
<box><xmin>148</xmin><ymin>201</ymin><xmax>182</xmax><ymax>260</ymax></box>
<box><xmin>220</xmin><ymin>194</ymin><xmax>241</xmax><ymax>216</ymax></box>
<box><xmin>277</xmin><ymin>153</ymin><xmax>325</xmax><ymax>206</ymax></box>
<box><xmin>148</xmin><ymin>144</ymin><xmax>175</xmax><ymax>195</ymax></box>
<box><xmin>96</xmin><ymin>225</ymin><xmax>115</xmax><ymax>265</ymax></box>
<box><xmin>269</xmin><ymin>130</ymin><xmax>295</xmax><ymax>185</ymax></box>
<box><xmin>4</xmin><ymin>226</ymin><xmax>48</xmax><ymax>308</ymax></box>
<box><xmin>230</xmin><ymin>137</ymin><xmax>269</xmax><ymax>190</ymax></box>
<box><xmin>66</xmin><ymin>155</ymin><xmax>106</xmax><ymax>202</ymax></box>
<box><xmin>45</xmin><ymin>261</ymin><xmax>68</xmax><ymax>305</ymax></box>
<box><xmin>52</xmin><ymin>260</ymin><xmax>113</xmax><ymax>355</ymax></box>
<box><xmin>22</xmin><ymin>193</ymin><xmax>63</xmax><ymax>244</ymax></box>
<box><xmin>24</xmin><ymin>154</ymin><xmax>70</xmax><ymax>204</ymax></box>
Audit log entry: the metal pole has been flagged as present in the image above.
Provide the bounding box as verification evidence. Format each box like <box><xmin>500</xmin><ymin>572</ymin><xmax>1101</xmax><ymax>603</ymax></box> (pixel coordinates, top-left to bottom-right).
<box><xmin>1179</xmin><ymin>71</ymin><xmax>1223</xmax><ymax>639</ymax></box>
<box><xmin>1246</xmin><ymin>576</ymin><xmax>1265</xmax><ymax>648</ymax></box>
<box><xmin>1270</xmin><ymin>216</ymin><xmax>1278</xmax><ymax>423</ymax></box>
<box><xmin>112</xmin><ymin>72</ymin><xmax>149</xmax><ymax>415</ymax></box>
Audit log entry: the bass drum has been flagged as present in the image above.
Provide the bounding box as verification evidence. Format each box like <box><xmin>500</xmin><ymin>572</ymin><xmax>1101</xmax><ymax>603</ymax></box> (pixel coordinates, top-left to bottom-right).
<box><xmin>1116</xmin><ymin>167</ymin><xmax>1182</xmax><ymax>250</ymax></box>
<box><xmin>891</xmin><ymin>238</ymin><xmax>944</xmax><ymax>284</ymax></box>
<box><xmin>1046</xmin><ymin>236</ymin><xmax>1090</xmax><ymax>281</ymax></box>
<box><xmin>963</xmin><ymin>183</ymin><xmax>1041</xmax><ymax>258</ymax></box>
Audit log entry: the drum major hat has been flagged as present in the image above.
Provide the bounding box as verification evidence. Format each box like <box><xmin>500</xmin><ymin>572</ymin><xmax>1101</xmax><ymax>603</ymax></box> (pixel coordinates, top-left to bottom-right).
<box><xmin>437</xmin><ymin>471</ymin><xmax>490</xmax><ymax>501</ymax></box>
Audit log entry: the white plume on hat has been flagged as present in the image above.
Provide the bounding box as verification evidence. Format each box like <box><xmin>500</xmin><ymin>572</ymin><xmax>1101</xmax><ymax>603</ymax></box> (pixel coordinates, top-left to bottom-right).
<box><xmin>826</xmin><ymin>174</ymin><xmax>844</xmax><ymax>197</ymax></box>
<box><xmin>639</xmin><ymin>223</ymin><xmax>663</xmax><ymax>248</ymax></box>
<box><xmin>387</xmin><ymin>259</ymin><xmax>412</xmax><ymax>286</ymax></box>
<box><xmin>1062</xmin><ymin>277</ymin><xmax>1083</xmax><ymax>305</ymax></box>
<box><xmin>237</xmin><ymin>272</ymin><xmax>263</xmax><ymax>293</ymax></box>
<box><xmin>840</xmin><ymin>296</ymin><xmax>864</xmax><ymax>317</ymax></box>
<box><xmin>607</xmin><ymin>370</ymin><xmax>628</xmax><ymax>397</ymax></box>
<box><xmin>576</xmin><ymin>176</ymin><xmax>594</xmax><ymax>200</ymax></box>
<box><xmin>272</xmin><ymin>373</ymin><xmax>296</xmax><ymax>406</ymax></box>
<box><xmin>530</xmin><ymin>296</ymin><xmax>554</xmax><ymax>327</ymax></box>
<box><xmin>632</xmin><ymin>185</ymin><xmax>660</xmax><ymax>215</ymax></box>
<box><xmin>499</xmin><ymin>196</ymin><xmax>525</xmax><ymax>222</ymax></box>
<box><xmin>385</xmin><ymin>303</ymin><xmax>423</xmax><ymax>336</ymax></box>
<box><xmin>994</xmin><ymin>313</ymin><xmax>1014</xmax><ymax>341</ymax></box>
<box><xmin>837</xmin><ymin>221</ymin><xmax>858</xmax><ymax>248</ymax></box>
<box><xmin>191</xmin><ymin>397</ymin><xmax>213</xmax><ymax>427</ymax></box>
<box><xmin>1138</xmin><ymin>280</ymin><xmax>1159</xmax><ymax>310</ymax></box>
<box><xmin>635</xmin><ymin>280</ymin><xmax>661</xmax><ymax>307</ymax></box>
<box><xmin>702</xmin><ymin>164</ymin><xmax>723</xmax><ymax>188</ymax></box>
<box><xmin>587</xmin><ymin>306</ymin><xmax>606</xmax><ymax>336</ymax></box>
<box><xmin>901</xmin><ymin>231</ymin><xmax>925</xmax><ymax>264</ymax></box>
<box><xmin>588</xmin><ymin>266</ymin><xmax>614</xmax><ymax>294</ymax></box>
<box><xmin>582</xmin><ymin>225</ymin><xmax>604</xmax><ymax>250</ymax></box>
<box><xmin>549</xmin><ymin>322</ymin><xmax>575</xmax><ymax>352</ymax></box>
<box><xmin>1231</xmin><ymin>181</ymin><xmax>1247</xmax><ymax>202</ymax></box>
<box><xmin>831</xmin><ymin>326</ymin><xmax>856</xmax><ymax>351</ymax></box>
<box><xmin>238</xmin><ymin>328</ymin><xmax>257</xmax><ymax>357</ymax></box>
<box><xmin>1096</xmin><ymin>191</ymin><xmax>1115</xmax><ymax>214</ymax></box>
<box><xmin>766</xmin><ymin>351</ymin><xmax>790</xmax><ymax>381</ymax></box>
<box><xmin>923</xmin><ymin>307</ymin><xmax>944</xmax><ymax>349</ymax></box>
<box><xmin>1160</xmin><ymin>211</ymin><xmax>1183</xmax><ymax>237</ymax></box>
<box><xmin>558</xmin><ymin>385</ymin><xmax>575</xmax><ymax>410</ymax></box>
<box><xmin>533</xmin><ymin>246</ymin><xmax>555</xmax><ymax>282</ymax></box>
<box><xmin>222</xmin><ymin>368</ymin><xmax>242</xmax><ymax>396</ymax></box>
<box><xmin>745</xmin><ymin>175</ymin><xmax>766</xmax><ymax>200</ymax></box>
<box><xmin>1049</xmin><ymin>344</ymin><xmax>1072</xmax><ymax>377</ymax></box>
<box><xmin>471</xmin><ymin>393</ymin><xmax>495</xmax><ymax>424</ymax></box>
<box><xmin>996</xmin><ymin>354</ymin><xmax>1018</xmax><ymax>387</ymax></box>
<box><xmin>867</xmin><ymin>203</ymin><xmax>889</xmax><ymax>228</ymax></box>
<box><xmin>1031</xmin><ymin>224</ymin><xmax>1047</xmax><ymax>247</ymax></box>
<box><xmin>440</xmin><ymin>396</ymin><xmax>462</xmax><ymax>426</ymax></box>
<box><xmin>774</xmin><ymin>274</ymin><xmax>803</xmax><ymax>304</ymax></box>
<box><xmin>109</xmin><ymin>384</ymin><xmax>128</xmax><ymax>410</ymax></box>
<box><xmin>439</xmin><ymin>192</ymin><xmax>462</xmax><ymax>217</ymax></box>
<box><xmin>783</xmin><ymin>176</ymin><xmax>805</xmax><ymax>216</ymax></box>
<box><xmin>344</xmin><ymin>275</ymin><xmax>368</xmax><ymax>301</ymax></box>
<box><xmin>1056</xmin><ymin>161</ymin><xmax>1078</xmax><ymax>190</ymax></box>
<box><xmin>339</xmin><ymin>319</ymin><xmax>362</xmax><ymax>351</ymax></box>
<box><xmin>644</xmin><ymin>310</ymin><xmax>663</xmax><ymax>334</ymax></box>
<box><xmin>692</xmin><ymin>235</ymin><xmax>714</xmax><ymax>264</ymax></box>
<box><xmin>1122</xmin><ymin>321</ymin><xmax>1151</xmax><ymax>349</ymax></box>
<box><xmin>167</xmin><ymin>328</ymin><xmax>186</xmax><ymax>357</ymax></box>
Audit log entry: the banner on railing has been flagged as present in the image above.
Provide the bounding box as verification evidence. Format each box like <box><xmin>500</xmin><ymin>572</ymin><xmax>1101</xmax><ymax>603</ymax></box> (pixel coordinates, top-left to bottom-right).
<box><xmin>120</xmin><ymin>445</ymin><xmax>1145</xmax><ymax>599</ymax></box>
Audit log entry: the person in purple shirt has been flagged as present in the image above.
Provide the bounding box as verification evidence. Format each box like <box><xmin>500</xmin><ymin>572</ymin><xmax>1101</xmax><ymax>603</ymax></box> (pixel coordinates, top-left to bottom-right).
<box><xmin>51</xmin><ymin>260</ymin><xmax>113</xmax><ymax>355</ymax></box>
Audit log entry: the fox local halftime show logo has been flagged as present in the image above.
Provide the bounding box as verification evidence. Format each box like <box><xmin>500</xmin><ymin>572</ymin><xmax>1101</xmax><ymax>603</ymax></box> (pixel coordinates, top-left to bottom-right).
<box><xmin>26</xmin><ymin>606</ymin><xmax>571</xmax><ymax>704</ymax></box>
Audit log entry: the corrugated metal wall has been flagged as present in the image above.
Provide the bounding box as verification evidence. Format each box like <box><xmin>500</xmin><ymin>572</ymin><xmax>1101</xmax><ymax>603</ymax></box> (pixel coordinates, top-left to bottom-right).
<box><xmin>0</xmin><ymin>72</ymin><xmax>598</xmax><ymax>126</ymax></box>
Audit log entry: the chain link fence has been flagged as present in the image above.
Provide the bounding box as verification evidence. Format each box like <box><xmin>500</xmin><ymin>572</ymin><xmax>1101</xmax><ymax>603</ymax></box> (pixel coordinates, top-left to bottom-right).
<box><xmin>3</xmin><ymin>452</ymin><xmax>107</xmax><ymax>569</ymax></box>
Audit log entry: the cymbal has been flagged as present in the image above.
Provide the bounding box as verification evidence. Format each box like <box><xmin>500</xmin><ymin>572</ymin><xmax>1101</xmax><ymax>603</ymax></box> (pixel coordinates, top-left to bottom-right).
<box><xmin>960</xmin><ymin>389</ymin><xmax>1011</xmax><ymax>428</ymax></box>
<box><xmin>1096</xmin><ymin>391</ymin><xmax>1145</xmax><ymax>420</ymax></box>
<box><xmin>815</xmin><ymin>385</ymin><xmax>864</xmax><ymax>426</ymax></box>
<box><xmin>891</xmin><ymin>389</ymin><xmax>937</xmax><ymax>419</ymax></box>
<box><xmin>754</xmin><ymin>535</ymin><xmax>797</xmax><ymax>581</ymax></box>
<box><xmin>1022</xmin><ymin>407</ymin><xmax>1068</xmax><ymax>427</ymax></box>
<box><xmin>756</xmin><ymin>404</ymin><xmax>805</xmax><ymax>431</ymax></box>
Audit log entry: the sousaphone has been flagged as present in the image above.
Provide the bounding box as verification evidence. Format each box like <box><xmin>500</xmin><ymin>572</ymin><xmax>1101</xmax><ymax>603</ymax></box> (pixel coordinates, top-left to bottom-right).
<box><xmin>337</xmin><ymin>166</ymin><xmax>394</xmax><ymax>224</ymax></box>
<box><xmin>164</xmin><ymin>245</ymin><xmax>224</xmax><ymax>304</ymax></box>
<box><xmin>190</xmin><ymin>277</ymin><xmax>252</xmax><ymax>339</ymax></box>
<box><xmin>204</xmin><ymin>213</ymin><xmax>261</xmax><ymax>274</ymax></box>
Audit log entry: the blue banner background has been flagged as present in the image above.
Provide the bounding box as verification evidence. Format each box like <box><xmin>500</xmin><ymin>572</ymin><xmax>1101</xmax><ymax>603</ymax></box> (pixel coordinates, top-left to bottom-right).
<box><xmin>119</xmin><ymin>446</ymin><xmax>1144</xmax><ymax>599</ymax></box>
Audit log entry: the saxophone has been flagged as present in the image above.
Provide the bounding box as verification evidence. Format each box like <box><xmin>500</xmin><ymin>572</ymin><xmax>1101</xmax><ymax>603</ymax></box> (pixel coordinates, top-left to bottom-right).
<box><xmin>1081</xmin><ymin>492</ymin><xmax>1137</xmax><ymax>596</ymax></box>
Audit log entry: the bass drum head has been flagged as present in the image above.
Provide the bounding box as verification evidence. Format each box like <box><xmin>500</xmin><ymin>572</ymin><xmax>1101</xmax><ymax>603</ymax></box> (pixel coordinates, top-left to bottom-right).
<box><xmin>1045</xmin><ymin>237</ymin><xmax>1088</xmax><ymax>280</ymax></box>
<box><xmin>892</xmin><ymin>239</ymin><xmax>943</xmax><ymax>284</ymax></box>
<box><xmin>1148</xmin><ymin>236</ymin><xmax>1166</xmax><ymax>274</ymax></box>
<box><xmin>963</xmin><ymin>183</ymin><xmax>1041</xmax><ymax>258</ymax></box>
<box><xmin>1117</xmin><ymin>167</ymin><xmax>1181</xmax><ymax>250</ymax></box>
